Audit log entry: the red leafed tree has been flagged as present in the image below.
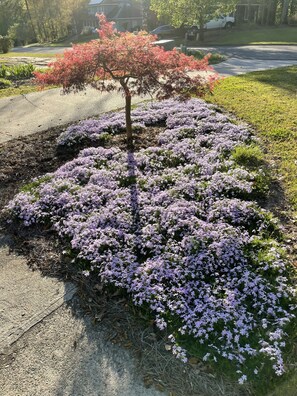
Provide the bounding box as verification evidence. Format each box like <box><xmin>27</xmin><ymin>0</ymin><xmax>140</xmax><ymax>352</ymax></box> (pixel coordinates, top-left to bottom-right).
<box><xmin>35</xmin><ymin>14</ymin><xmax>217</xmax><ymax>147</ymax></box>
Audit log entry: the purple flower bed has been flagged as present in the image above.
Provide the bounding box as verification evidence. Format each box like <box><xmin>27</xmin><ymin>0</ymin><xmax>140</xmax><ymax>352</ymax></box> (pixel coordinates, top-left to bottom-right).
<box><xmin>6</xmin><ymin>99</ymin><xmax>296</xmax><ymax>383</ymax></box>
<box><xmin>57</xmin><ymin>99</ymin><xmax>229</xmax><ymax>148</ymax></box>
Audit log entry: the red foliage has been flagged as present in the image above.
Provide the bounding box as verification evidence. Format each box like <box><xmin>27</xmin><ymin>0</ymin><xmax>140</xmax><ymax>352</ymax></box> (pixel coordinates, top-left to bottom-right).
<box><xmin>35</xmin><ymin>14</ymin><xmax>218</xmax><ymax>144</ymax></box>
<box><xmin>35</xmin><ymin>14</ymin><xmax>217</xmax><ymax>97</ymax></box>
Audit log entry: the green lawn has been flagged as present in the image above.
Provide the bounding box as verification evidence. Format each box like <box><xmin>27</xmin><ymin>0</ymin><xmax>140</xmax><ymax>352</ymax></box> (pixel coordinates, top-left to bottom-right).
<box><xmin>0</xmin><ymin>85</ymin><xmax>38</xmax><ymax>98</ymax></box>
<box><xmin>206</xmin><ymin>66</ymin><xmax>297</xmax><ymax>214</ymax></box>
<box><xmin>46</xmin><ymin>25</ymin><xmax>297</xmax><ymax>46</ymax></box>
<box><xmin>0</xmin><ymin>52</ymin><xmax>57</xmax><ymax>59</ymax></box>
<box><xmin>197</xmin><ymin>26</ymin><xmax>297</xmax><ymax>46</ymax></box>
<box><xmin>50</xmin><ymin>33</ymin><xmax>98</xmax><ymax>47</ymax></box>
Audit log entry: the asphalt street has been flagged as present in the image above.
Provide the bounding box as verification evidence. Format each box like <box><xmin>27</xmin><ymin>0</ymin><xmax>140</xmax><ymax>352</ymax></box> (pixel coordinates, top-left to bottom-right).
<box><xmin>197</xmin><ymin>45</ymin><xmax>297</xmax><ymax>60</ymax></box>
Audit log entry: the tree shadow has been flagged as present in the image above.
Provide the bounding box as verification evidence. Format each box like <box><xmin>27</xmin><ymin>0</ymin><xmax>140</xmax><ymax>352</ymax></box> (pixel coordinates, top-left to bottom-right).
<box><xmin>241</xmin><ymin>65</ymin><xmax>297</xmax><ymax>95</ymax></box>
<box><xmin>127</xmin><ymin>150</ymin><xmax>142</xmax><ymax>258</ymax></box>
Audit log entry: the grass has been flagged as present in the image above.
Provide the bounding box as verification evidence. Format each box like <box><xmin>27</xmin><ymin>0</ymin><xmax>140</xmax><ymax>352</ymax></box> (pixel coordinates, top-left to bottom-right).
<box><xmin>206</xmin><ymin>66</ymin><xmax>297</xmax><ymax>215</ymax></box>
<box><xmin>186</xmin><ymin>25</ymin><xmax>297</xmax><ymax>46</ymax></box>
<box><xmin>0</xmin><ymin>52</ymin><xmax>57</xmax><ymax>59</ymax></box>
<box><xmin>53</xmin><ymin>25</ymin><xmax>297</xmax><ymax>47</ymax></box>
<box><xmin>0</xmin><ymin>84</ymin><xmax>55</xmax><ymax>99</ymax></box>
<box><xmin>50</xmin><ymin>33</ymin><xmax>98</xmax><ymax>47</ymax></box>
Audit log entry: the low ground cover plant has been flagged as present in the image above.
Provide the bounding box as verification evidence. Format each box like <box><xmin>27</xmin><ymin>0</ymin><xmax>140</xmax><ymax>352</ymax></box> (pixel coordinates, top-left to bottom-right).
<box><xmin>188</xmin><ymin>49</ymin><xmax>226</xmax><ymax>65</ymax></box>
<box><xmin>0</xmin><ymin>63</ymin><xmax>35</xmax><ymax>81</ymax></box>
<box><xmin>5</xmin><ymin>99</ymin><xmax>296</xmax><ymax>388</ymax></box>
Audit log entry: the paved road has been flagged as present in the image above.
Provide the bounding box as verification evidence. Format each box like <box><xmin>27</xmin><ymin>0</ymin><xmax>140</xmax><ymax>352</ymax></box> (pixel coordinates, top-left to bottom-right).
<box><xmin>12</xmin><ymin>43</ymin><xmax>297</xmax><ymax>59</ymax></box>
<box><xmin>0</xmin><ymin>87</ymin><xmax>152</xmax><ymax>144</ymax></box>
<box><xmin>12</xmin><ymin>45</ymin><xmax>68</xmax><ymax>54</ymax></box>
<box><xmin>197</xmin><ymin>45</ymin><xmax>297</xmax><ymax>60</ymax></box>
<box><xmin>213</xmin><ymin>57</ymin><xmax>297</xmax><ymax>76</ymax></box>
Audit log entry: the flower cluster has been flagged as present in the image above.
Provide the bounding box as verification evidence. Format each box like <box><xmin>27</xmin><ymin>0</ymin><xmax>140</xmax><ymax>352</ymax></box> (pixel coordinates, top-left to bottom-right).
<box><xmin>7</xmin><ymin>99</ymin><xmax>296</xmax><ymax>383</ymax></box>
<box><xmin>57</xmin><ymin>99</ymin><xmax>230</xmax><ymax>148</ymax></box>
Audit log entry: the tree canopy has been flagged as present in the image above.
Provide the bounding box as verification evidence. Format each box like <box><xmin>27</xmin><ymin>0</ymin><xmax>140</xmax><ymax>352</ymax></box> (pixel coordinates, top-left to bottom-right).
<box><xmin>0</xmin><ymin>0</ymin><xmax>89</xmax><ymax>44</ymax></box>
<box><xmin>150</xmin><ymin>0</ymin><xmax>237</xmax><ymax>27</ymax></box>
<box><xmin>35</xmin><ymin>14</ymin><xmax>218</xmax><ymax>146</ymax></box>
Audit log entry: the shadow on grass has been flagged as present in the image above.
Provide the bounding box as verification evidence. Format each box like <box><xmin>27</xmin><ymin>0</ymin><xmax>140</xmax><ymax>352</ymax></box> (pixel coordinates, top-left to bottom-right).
<box><xmin>242</xmin><ymin>66</ymin><xmax>297</xmax><ymax>95</ymax></box>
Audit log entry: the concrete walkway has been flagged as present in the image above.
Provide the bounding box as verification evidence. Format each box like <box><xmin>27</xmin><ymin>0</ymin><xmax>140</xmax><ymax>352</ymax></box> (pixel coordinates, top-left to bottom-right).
<box><xmin>0</xmin><ymin>238</ymin><xmax>164</xmax><ymax>396</ymax></box>
<box><xmin>0</xmin><ymin>87</ymin><xmax>151</xmax><ymax>144</ymax></box>
<box><xmin>213</xmin><ymin>57</ymin><xmax>297</xmax><ymax>76</ymax></box>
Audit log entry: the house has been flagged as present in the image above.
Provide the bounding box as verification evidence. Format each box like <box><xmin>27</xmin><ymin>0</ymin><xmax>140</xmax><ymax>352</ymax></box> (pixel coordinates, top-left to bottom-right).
<box><xmin>85</xmin><ymin>0</ymin><xmax>143</xmax><ymax>32</ymax></box>
<box><xmin>236</xmin><ymin>1</ymin><xmax>279</xmax><ymax>25</ymax></box>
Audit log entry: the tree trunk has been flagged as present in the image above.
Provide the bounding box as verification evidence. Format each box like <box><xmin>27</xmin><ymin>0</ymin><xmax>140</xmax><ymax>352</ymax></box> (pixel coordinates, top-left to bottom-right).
<box><xmin>119</xmin><ymin>80</ymin><xmax>133</xmax><ymax>147</ymax></box>
<box><xmin>24</xmin><ymin>0</ymin><xmax>37</xmax><ymax>39</ymax></box>
<box><xmin>281</xmin><ymin>0</ymin><xmax>290</xmax><ymax>24</ymax></box>
<box><xmin>125</xmin><ymin>92</ymin><xmax>133</xmax><ymax>148</ymax></box>
<box><xmin>198</xmin><ymin>15</ymin><xmax>205</xmax><ymax>42</ymax></box>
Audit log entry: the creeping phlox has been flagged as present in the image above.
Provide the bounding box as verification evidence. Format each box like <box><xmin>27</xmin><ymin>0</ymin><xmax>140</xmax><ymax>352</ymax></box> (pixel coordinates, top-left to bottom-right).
<box><xmin>7</xmin><ymin>99</ymin><xmax>296</xmax><ymax>383</ymax></box>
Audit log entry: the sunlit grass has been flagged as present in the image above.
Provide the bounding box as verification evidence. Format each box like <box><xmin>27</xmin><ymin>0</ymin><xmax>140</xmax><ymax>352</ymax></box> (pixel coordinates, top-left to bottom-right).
<box><xmin>206</xmin><ymin>66</ymin><xmax>297</xmax><ymax>212</ymax></box>
<box><xmin>196</xmin><ymin>26</ymin><xmax>297</xmax><ymax>46</ymax></box>
<box><xmin>0</xmin><ymin>85</ymin><xmax>56</xmax><ymax>99</ymax></box>
<box><xmin>0</xmin><ymin>52</ymin><xmax>57</xmax><ymax>59</ymax></box>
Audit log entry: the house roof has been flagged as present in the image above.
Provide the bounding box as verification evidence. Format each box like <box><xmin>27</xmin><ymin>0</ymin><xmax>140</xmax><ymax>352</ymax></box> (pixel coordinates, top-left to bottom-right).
<box><xmin>89</xmin><ymin>0</ymin><xmax>104</xmax><ymax>5</ymax></box>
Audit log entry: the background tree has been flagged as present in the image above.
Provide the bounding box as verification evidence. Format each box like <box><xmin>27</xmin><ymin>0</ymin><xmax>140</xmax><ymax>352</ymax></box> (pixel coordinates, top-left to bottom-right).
<box><xmin>150</xmin><ymin>0</ymin><xmax>237</xmax><ymax>41</ymax></box>
<box><xmin>280</xmin><ymin>0</ymin><xmax>291</xmax><ymax>22</ymax></box>
<box><xmin>0</xmin><ymin>0</ymin><xmax>89</xmax><ymax>44</ymax></box>
<box><xmin>35</xmin><ymin>14</ymin><xmax>217</xmax><ymax>147</ymax></box>
<box><xmin>23</xmin><ymin>0</ymin><xmax>89</xmax><ymax>42</ymax></box>
<box><xmin>0</xmin><ymin>0</ymin><xmax>24</xmax><ymax>36</ymax></box>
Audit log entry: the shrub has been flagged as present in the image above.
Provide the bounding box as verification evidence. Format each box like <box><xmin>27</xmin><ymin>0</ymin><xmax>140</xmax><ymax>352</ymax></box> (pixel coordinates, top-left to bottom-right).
<box><xmin>0</xmin><ymin>64</ymin><xmax>35</xmax><ymax>81</ymax></box>
<box><xmin>35</xmin><ymin>14</ymin><xmax>217</xmax><ymax>147</ymax></box>
<box><xmin>0</xmin><ymin>78</ymin><xmax>12</xmax><ymax>89</ymax></box>
<box><xmin>7</xmin><ymin>64</ymin><xmax>35</xmax><ymax>80</ymax></box>
<box><xmin>0</xmin><ymin>35</ymin><xmax>13</xmax><ymax>53</ymax></box>
<box><xmin>188</xmin><ymin>49</ymin><xmax>226</xmax><ymax>64</ymax></box>
<box><xmin>0</xmin><ymin>65</ymin><xmax>8</xmax><ymax>79</ymax></box>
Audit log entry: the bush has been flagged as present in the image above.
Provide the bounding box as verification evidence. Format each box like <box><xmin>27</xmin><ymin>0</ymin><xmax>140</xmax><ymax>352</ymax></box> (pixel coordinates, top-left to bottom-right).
<box><xmin>0</xmin><ymin>35</ymin><xmax>13</xmax><ymax>53</ymax></box>
<box><xmin>0</xmin><ymin>65</ymin><xmax>8</xmax><ymax>79</ymax></box>
<box><xmin>7</xmin><ymin>64</ymin><xmax>35</xmax><ymax>80</ymax></box>
<box><xmin>0</xmin><ymin>78</ymin><xmax>12</xmax><ymax>89</ymax></box>
<box><xmin>0</xmin><ymin>64</ymin><xmax>35</xmax><ymax>81</ymax></box>
<box><xmin>188</xmin><ymin>49</ymin><xmax>226</xmax><ymax>64</ymax></box>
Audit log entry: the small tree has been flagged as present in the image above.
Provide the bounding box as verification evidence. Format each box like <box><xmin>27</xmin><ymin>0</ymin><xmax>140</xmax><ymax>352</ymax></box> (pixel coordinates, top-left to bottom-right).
<box><xmin>35</xmin><ymin>14</ymin><xmax>217</xmax><ymax>147</ymax></box>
